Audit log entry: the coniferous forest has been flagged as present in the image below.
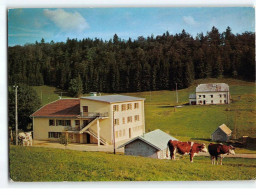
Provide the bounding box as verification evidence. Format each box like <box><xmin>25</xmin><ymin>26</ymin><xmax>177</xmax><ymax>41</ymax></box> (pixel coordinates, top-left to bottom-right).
<box><xmin>8</xmin><ymin>27</ymin><xmax>255</xmax><ymax>95</ymax></box>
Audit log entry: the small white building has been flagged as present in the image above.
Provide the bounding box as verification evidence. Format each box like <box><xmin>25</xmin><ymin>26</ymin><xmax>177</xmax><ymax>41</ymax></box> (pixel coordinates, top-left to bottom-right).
<box><xmin>189</xmin><ymin>83</ymin><xmax>230</xmax><ymax>105</ymax></box>
<box><xmin>118</xmin><ymin>129</ymin><xmax>178</xmax><ymax>159</ymax></box>
<box><xmin>211</xmin><ymin>124</ymin><xmax>232</xmax><ymax>142</ymax></box>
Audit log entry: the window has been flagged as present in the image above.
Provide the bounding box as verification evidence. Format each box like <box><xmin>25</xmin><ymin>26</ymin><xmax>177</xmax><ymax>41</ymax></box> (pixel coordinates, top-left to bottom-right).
<box><xmin>119</xmin><ymin>130</ymin><xmax>122</xmax><ymax>137</ymax></box>
<box><xmin>121</xmin><ymin>104</ymin><xmax>126</xmax><ymax>111</ymax></box>
<box><xmin>48</xmin><ymin>132</ymin><xmax>61</xmax><ymax>138</ymax></box>
<box><xmin>134</xmin><ymin>115</ymin><xmax>140</xmax><ymax>122</ymax></box>
<box><xmin>127</xmin><ymin>116</ymin><xmax>133</xmax><ymax>123</ymax></box>
<box><xmin>83</xmin><ymin>106</ymin><xmax>88</xmax><ymax>112</ymax></box>
<box><xmin>56</xmin><ymin>120</ymin><xmax>64</xmax><ymax>126</ymax></box>
<box><xmin>127</xmin><ymin>103</ymin><xmax>132</xmax><ymax>110</ymax></box>
<box><xmin>65</xmin><ymin>120</ymin><xmax>71</xmax><ymax>126</ymax></box>
<box><xmin>134</xmin><ymin>103</ymin><xmax>139</xmax><ymax>109</ymax></box>
<box><xmin>210</xmin><ymin>95</ymin><xmax>213</xmax><ymax>98</ymax></box>
<box><xmin>199</xmin><ymin>100</ymin><xmax>202</xmax><ymax>104</ymax></box>
<box><xmin>49</xmin><ymin>119</ymin><xmax>55</xmax><ymax>126</ymax></box>
<box><xmin>114</xmin><ymin>119</ymin><xmax>119</xmax><ymax>126</ymax></box>
<box><xmin>220</xmin><ymin>100</ymin><xmax>222</xmax><ymax>103</ymax></box>
<box><xmin>75</xmin><ymin>120</ymin><xmax>80</xmax><ymax>126</ymax></box>
<box><xmin>224</xmin><ymin>94</ymin><xmax>226</xmax><ymax>98</ymax></box>
<box><xmin>211</xmin><ymin>100</ymin><xmax>213</xmax><ymax>104</ymax></box>
<box><xmin>123</xmin><ymin>129</ymin><xmax>126</xmax><ymax>136</ymax></box>
<box><xmin>203</xmin><ymin>95</ymin><xmax>205</xmax><ymax>98</ymax></box>
<box><xmin>56</xmin><ymin>120</ymin><xmax>71</xmax><ymax>126</ymax></box>
<box><xmin>199</xmin><ymin>95</ymin><xmax>201</xmax><ymax>98</ymax></box>
<box><xmin>113</xmin><ymin>105</ymin><xmax>119</xmax><ymax>112</ymax></box>
<box><xmin>224</xmin><ymin>100</ymin><xmax>226</xmax><ymax>104</ymax></box>
<box><xmin>122</xmin><ymin>117</ymin><xmax>125</xmax><ymax>124</ymax></box>
<box><xmin>115</xmin><ymin>131</ymin><xmax>118</xmax><ymax>138</ymax></box>
<box><xmin>219</xmin><ymin>94</ymin><xmax>222</xmax><ymax>98</ymax></box>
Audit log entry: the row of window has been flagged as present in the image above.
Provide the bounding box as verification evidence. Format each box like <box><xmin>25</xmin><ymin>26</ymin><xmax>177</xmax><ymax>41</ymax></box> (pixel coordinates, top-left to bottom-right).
<box><xmin>198</xmin><ymin>94</ymin><xmax>227</xmax><ymax>98</ymax></box>
<box><xmin>114</xmin><ymin>115</ymin><xmax>140</xmax><ymax>126</ymax></box>
<box><xmin>198</xmin><ymin>100</ymin><xmax>227</xmax><ymax>104</ymax></box>
<box><xmin>115</xmin><ymin>129</ymin><xmax>126</xmax><ymax>138</ymax></box>
<box><xmin>49</xmin><ymin>120</ymin><xmax>71</xmax><ymax>126</ymax></box>
<box><xmin>48</xmin><ymin>132</ymin><xmax>62</xmax><ymax>138</ymax></box>
<box><xmin>113</xmin><ymin>103</ymin><xmax>139</xmax><ymax>112</ymax></box>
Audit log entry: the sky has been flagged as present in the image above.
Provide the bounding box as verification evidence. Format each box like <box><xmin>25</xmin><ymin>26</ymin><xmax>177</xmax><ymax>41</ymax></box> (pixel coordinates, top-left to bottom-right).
<box><xmin>8</xmin><ymin>7</ymin><xmax>255</xmax><ymax>46</ymax></box>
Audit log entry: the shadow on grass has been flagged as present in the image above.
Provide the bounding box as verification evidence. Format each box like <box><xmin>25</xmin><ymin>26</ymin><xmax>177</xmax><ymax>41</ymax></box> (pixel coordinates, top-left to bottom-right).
<box><xmin>158</xmin><ymin>103</ymin><xmax>190</xmax><ymax>108</ymax></box>
<box><xmin>190</xmin><ymin>138</ymin><xmax>211</xmax><ymax>142</ymax></box>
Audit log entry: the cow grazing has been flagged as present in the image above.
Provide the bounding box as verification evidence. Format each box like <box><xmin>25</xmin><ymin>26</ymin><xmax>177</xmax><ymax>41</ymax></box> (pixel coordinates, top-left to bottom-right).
<box><xmin>208</xmin><ymin>143</ymin><xmax>235</xmax><ymax>165</ymax></box>
<box><xmin>18</xmin><ymin>132</ymin><xmax>33</xmax><ymax>146</ymax></box>
<box><xmin>166</xmin><ymin>140</ymin><xmax>208</xmax><ymax>162</ymax></box>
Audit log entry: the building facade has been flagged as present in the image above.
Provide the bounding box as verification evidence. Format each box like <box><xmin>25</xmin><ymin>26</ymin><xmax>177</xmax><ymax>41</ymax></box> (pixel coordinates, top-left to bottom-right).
<box><xmin>31</xmin><ymin>95</ymin><xmax>145</xmax><ymax>145</ymax></box>
<box><xmin>189</xmin><ymin>83</ymin><xmax>230</xmax><ymax>105</ymax></box>
<box><xmin>211</xmin><ymin>124</ymin><xmax>232</xmax><ymax>142</ymax></box>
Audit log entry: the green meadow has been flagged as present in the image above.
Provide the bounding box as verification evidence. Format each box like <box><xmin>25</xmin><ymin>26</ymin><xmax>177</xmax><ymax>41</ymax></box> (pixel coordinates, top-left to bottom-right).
<box><xmin>9</xmin><ymin>146</ymin><xmax>256</xmax><ymax>181</ymax></box>
<box><xmin>32</xmin><ymin>78</ymin><xmax>256</xmax><ymax>153</ymax></box>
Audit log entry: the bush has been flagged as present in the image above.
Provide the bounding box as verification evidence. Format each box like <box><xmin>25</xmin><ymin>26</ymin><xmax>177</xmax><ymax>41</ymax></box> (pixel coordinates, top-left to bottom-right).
<box><xmin>59</xmin><ymin>133</ymin><xmax>69</xmax><ymax>146</ymax></box>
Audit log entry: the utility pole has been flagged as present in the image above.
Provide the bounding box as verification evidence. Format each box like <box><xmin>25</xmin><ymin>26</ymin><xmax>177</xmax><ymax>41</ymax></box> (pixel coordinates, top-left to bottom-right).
<box><xmin>113</xmin><ymin>111</ymin><xmax>116</xmax><ymax>154</ymax></box>
<box><xmin>13</xmin><ymin>85</ymin><xmax>18</xmax><ymax>145</ymax></box>
<box><xmin>176</xmin><ymin>83</ymin><xmax>178</xmax><ymax>104</ymax></box>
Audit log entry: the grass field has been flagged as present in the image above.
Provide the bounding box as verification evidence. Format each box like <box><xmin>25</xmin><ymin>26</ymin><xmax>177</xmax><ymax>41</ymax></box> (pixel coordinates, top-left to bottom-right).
<box><xmin>9</xmin><ymin>146</ymin><xmax>256</xmax><ymax>181</ymax></box>
<box><xmin>33</xmin><ymin>78</ymin><xmax>256</xmax><ymax>153</ymax></box>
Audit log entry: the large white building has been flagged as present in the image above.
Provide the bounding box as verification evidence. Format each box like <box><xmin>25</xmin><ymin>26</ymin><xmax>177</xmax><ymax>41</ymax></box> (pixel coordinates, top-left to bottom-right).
<box><xmin>189</xmin><ymin>83</ymin><xmax>230</xmax><ymax>105</ymax></box>
<box><xmin>31</xmin><ymin>95</ymin><xmax>145</xmax><ymax>145</ymax></box>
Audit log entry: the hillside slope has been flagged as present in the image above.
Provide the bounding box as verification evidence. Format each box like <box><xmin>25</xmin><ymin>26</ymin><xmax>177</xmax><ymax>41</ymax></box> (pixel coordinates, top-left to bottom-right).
<box><xmin>9</xmin><ymin>146</ymin><xmax>256</xmax><ymax>181</ymax></box>
<box><xmin>32</xmin><ymin>78</ymin><xmax>256</xmax><ymax>153</ymax></box>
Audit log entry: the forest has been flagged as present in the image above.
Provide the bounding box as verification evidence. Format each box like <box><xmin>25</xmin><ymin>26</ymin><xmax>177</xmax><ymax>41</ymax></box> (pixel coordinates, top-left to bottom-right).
<box><xmin>8</xmin><ymin>26</ymin><xmax>255</xmax><ymax>95</ymax></box>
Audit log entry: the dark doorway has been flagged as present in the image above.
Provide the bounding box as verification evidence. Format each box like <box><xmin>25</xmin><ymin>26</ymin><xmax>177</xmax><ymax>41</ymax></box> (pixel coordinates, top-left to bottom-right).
<box><xmin>203</xmin><ymin>100</ymin><xmax>206</xmax><ymax>105</ymax></box>
<box><xmin>86</xmin><ymin>134</ymin><xmax>90</xmax><ymax>143</ymax></box>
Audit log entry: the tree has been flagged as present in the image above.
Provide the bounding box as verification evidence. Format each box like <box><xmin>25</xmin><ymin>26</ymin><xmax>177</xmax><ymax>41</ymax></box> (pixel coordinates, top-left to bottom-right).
<box><xmin>68</xmin><ymin>75</ymin><xmax>83</xmax><ymax>97</ymax></box>
<box><xmin>8</xmin><ymin>84</ymin><xmax>41</xmax><ymax>131</ymax></box>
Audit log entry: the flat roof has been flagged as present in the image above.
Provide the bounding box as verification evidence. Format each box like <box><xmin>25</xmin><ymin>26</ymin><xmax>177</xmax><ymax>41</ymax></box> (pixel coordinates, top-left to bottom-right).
<box><xmin>81</xmin><ymin>95</ymin><xmax>145</xmax><ymax>103</ymax></box>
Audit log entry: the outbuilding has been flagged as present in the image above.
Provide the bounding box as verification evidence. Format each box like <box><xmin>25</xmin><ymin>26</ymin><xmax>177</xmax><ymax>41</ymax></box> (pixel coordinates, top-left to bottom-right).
<box><xmin>118</xmin><ymin>129</ymin><xmax>178</xmax><ymax>159</ymax></box>
<box><xmin>211</xmin><ymin>124</ymin><xmax>232</xmax><ymax>142</ymax></box>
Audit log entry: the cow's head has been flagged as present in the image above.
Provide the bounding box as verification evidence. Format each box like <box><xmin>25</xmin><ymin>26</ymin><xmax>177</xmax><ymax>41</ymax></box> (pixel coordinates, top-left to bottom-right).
<box><xmin>199</xmin><ymin>143</ymin><xmax>208</xmax><ymax>153</ymax></box>
<box><xmin>228</xmin><ymin>145</ymin><xmax>235</xmax><ymax>155</ymax></box>
<box><xmin>18</xmin><ymin>132</ymin><xmax>26</xmax><ymax>140</ymax></box>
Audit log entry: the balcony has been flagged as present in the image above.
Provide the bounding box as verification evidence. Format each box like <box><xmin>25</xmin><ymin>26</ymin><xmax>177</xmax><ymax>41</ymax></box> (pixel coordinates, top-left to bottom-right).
<box><xmin>65</xmin><ymin>126</ymin><xmax>80</xmax><ymax>132</ymax></box>
<box><xmin>80</xmin><ymin>112</ymin><xmax>109</xmax><ymax>118</ymax></box>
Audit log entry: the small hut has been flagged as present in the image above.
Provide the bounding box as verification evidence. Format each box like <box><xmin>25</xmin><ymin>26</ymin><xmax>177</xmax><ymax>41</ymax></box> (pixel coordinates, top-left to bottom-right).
<box><xmin>211</xmin><ymin>124</ymin><xmax>232</xmax><ymax>142</ymax></box>
<box><xmin>118</xmin><ymin>129</ymin><xmax>178</xmax><ymax>159</ymax></box>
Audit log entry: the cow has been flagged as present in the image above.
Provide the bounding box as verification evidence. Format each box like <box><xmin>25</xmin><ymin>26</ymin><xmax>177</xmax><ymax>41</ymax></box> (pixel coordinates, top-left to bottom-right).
<box><xmin>18</xmin><ymin>132</ymin><xmax>33</xmax><ymax>146</ymax></box>
<box><xmin>208</xmin><ymin>143</ymin><xmax>235</xmax><ymax>165</ymax></box>
<box><xmin>166</xmin><ymin>140</ymin><xmax>208</xmax><ymax>162</ymax></box>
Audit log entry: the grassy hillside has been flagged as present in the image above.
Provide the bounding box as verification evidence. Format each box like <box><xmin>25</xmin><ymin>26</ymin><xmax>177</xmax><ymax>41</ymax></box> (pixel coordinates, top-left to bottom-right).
<box><xmin>32</xmin><ymin>78</ymin><xmax>256</xmax><ymax>152</ymax></box>
<box><xmin>124</xmin><ymin>78</ymin><xmax>256</xmax><ymax>140</ymax></box>
<box><xmin>9</xmin><ymin>146</ymin><xmax>256</xmax><ymax>181</ymax></box>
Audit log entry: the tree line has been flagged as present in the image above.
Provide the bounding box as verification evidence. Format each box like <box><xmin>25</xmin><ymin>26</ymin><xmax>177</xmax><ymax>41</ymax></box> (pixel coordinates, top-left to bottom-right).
<box><xmin>8</xmin><ymin>26</ymin><xmax>255</xmax><ymax>96</ymax></box>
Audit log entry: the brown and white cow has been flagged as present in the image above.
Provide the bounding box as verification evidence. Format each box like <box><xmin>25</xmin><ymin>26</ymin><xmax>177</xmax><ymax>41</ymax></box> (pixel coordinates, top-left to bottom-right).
<box><xmin>166</xmin><ymin>140</ymin><xmax>208</xmax><ymax>162</ymax></box>
<box><xmin>208</xmin><ymin>143</ymin><xmax>235</xmax><ymax>165</ymax></box>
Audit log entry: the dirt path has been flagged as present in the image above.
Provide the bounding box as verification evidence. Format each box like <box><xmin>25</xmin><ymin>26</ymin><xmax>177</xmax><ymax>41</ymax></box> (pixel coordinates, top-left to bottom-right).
<box><xmin>32</xmin><ymin>140</ymin><xmax>256</xmax><ymax>158</ymax></box>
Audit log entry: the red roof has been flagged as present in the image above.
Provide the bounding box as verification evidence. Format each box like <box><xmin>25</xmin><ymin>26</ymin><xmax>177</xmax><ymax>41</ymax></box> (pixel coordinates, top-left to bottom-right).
<box><xmin>31</xmin><ymin>99</ymin><xmax>80</xmax><ymax>118</ymax></box>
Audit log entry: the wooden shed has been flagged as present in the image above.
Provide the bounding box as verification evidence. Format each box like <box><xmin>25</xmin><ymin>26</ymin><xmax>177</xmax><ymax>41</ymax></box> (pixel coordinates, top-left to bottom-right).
<box><xmin>118</xmin><ymin>129</ymin><xmax>178</xmax><ymax>159</ymax></box>
<box><xmin>211</xmin><ymin>124</ymin><xmax>232</xmax><ymax>142</ymax></box>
